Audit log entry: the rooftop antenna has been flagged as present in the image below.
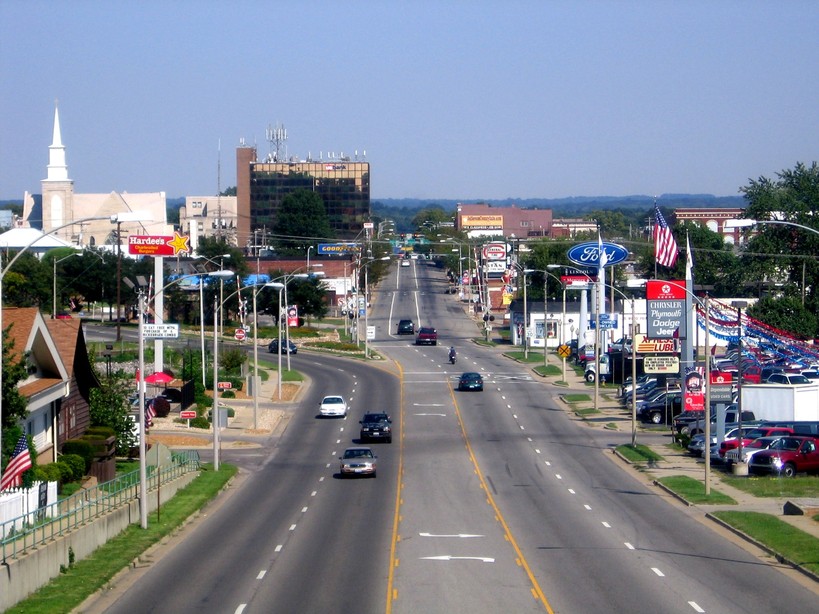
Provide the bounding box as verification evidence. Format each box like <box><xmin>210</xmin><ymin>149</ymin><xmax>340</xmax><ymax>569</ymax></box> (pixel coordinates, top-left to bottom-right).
<box><xmin>266</xmin><ymin>122</ymin><xmax>287</xmax><ymax>162</ymax></box>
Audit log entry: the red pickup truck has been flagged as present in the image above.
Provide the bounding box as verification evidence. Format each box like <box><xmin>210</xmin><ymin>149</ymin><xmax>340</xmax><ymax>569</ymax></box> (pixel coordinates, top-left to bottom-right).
<box><xmin>718</xmin><ymin>426</ymin><xmax>793</xmax><ymax>458</ymax></box>
<box><xmin>748</xmin><ymin>436</ymin><xmax>819</xmax><ymax>477</ymax></box>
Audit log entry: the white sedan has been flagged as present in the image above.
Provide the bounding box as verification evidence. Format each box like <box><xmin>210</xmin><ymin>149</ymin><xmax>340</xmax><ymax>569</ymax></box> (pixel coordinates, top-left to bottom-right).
<box><xmin>319</xmin><ymin>395</ymin><xmax>348</xmax><ymax>418</ymax></box>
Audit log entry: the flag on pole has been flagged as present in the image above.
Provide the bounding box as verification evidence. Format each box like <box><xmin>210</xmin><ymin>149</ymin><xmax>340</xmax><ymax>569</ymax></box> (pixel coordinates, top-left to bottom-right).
<box><xmin>145</xmin><ymin>399</ymin><xmax>157</xmax><ymax>428</ymax></box>
<box><xmin>685</xmin><ymin>232</ymin><xmax>694</xmax><ymax>281</ymax></box>
<box><xmin>597</xmin><ymin>231</ymin><xmax>608</xmax><ymax>269</ymax></box>
<box><xmin>1</xmin><ymin>435</ymin><xmax>33</xmax><ymax>491</ymax></box>
<box><xmin>654</xmin><ymin>205</ymin><xmax>679</xmax><ymax>268</ymax></box>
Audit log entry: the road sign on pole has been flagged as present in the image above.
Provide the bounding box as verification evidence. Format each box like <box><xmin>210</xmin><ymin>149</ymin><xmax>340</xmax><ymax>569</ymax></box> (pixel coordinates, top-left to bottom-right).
<box><xmin>234</xmin><ymin>328</ymin><xmax>247</xmax><ymax>341</ymax></box>
<box><xmin>142</xmin><ymin>324</ymin><xmax>180</xmax><ymax>338</ymax></box>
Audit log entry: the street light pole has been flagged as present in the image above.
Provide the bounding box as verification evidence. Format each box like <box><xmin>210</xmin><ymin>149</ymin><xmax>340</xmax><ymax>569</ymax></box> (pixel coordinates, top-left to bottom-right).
<box><xmin>522</xmin><ymin>270</ymin><xmax>529</xmax><ymax>359</ymax></box>
<box><xmin>136</xmin><ymin>288</ymin><xmax>148</xmax><ymax>529</ymax></box>
<box><xmin>212</xmin><ymin>294</ymin><xmax>221</xmax><ymax>471</ymax></box>
<box><xmin>277</xmin><ymin>285</ymin><xmax>284</xmax><ymax>400</ymax></box>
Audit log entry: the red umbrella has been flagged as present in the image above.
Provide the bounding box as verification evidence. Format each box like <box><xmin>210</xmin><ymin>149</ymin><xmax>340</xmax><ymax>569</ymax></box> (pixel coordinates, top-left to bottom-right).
<box><xmin>144</xmin><ymin>372</ymin><xmax>174</xmax><ymax>384</ymax></box>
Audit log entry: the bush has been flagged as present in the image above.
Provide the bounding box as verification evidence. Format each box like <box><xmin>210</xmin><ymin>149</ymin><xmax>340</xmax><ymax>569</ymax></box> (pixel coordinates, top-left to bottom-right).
<box><xmin>61</xmin><ymin>454</ymin><xmax>87</xmax><ymax>481</ymax></box>
<box><xmin>221</xmin><ymin>348</ymin><xmax>246</xmax><ymax>373</ymax></box>
<box><xmin>85</xmin><ymin>426</ymin><xmax>116</xmax><ymax>439</ymax></box>
<box><xmin>55</xmin><ymin>461</ymin><xmax>75</xmax><ymax>483</ymax></box>
<box><xmin>32</xmin><ymin>464</ymin><xmax>62</xmax><ymax>483</ymax></box>
<box><xmin>62</xmin><ymin>440</ymin><xmax>94</xmax><ymax>472</ymax></box>
<box><xmin>189</xmin><ymin>416</ymin><xmax>210</xmax><ymax>429</ymax></box>
<box><xmin>221</xmin><ymin>390</ymin><xmax>235</xmax><ymax>398</ymax></box>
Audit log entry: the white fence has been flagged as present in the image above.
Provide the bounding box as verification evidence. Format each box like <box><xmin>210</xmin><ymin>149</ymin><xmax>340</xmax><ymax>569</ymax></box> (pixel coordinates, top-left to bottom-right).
<box><xmin>0</xmin><ymin>482</ymin><xmax>58</xmax><ymax>538</ymax></box>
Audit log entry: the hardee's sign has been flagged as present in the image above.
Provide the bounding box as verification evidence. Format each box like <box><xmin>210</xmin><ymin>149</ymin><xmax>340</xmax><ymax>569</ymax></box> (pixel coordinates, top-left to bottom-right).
<box><xmin>129</xmin><ymin>232</ymin><xmax>190</xmax><ymax>256</ymax></box>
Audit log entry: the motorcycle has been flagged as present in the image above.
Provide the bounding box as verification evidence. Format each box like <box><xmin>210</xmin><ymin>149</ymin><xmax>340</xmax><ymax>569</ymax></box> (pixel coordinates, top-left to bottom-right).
<box><xmin>449</xmin><ymin>352</ymin><xmax>457</xmax><ymax>364</ymax></box>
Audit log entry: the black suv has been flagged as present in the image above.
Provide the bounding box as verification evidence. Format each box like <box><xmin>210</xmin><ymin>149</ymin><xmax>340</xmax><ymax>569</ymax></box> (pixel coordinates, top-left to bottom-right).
<box><xmin>397</xmin><ymin>319</ymin><xmax>415</xmax><ymax>335</ymax></box>
<box><xmin>359</xmin><ymin>412</ymin><xmax>393</xmax><ymax>443</ymax></box>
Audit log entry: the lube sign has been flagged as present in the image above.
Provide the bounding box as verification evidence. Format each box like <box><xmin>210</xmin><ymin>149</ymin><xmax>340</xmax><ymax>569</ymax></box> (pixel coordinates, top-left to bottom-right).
<box><xmin>566</xmin><ymin>242</ymin><xmax>628</xmax><ymax>267</ymax></box>
<box><xmin>646</xmin><ymin>280</ymin><xmax>687</xmax><ymax>339</ymax></box>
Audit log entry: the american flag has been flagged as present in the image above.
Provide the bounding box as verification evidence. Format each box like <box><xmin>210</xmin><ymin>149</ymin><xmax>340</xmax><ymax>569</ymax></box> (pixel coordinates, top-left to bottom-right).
<box><xmin>1</xmin><ymin>435</ymin><xmax>33</xmax><ymax>491</ymax></box>
<box><xmin>654</xmin><ymin>206</ymin><xmax>679</xmax><ymax>268</ymax></box>
<box><xmin>146</xmin><ymin>399</ymin><xmax>157</xmax><ymax>428</ymax></box>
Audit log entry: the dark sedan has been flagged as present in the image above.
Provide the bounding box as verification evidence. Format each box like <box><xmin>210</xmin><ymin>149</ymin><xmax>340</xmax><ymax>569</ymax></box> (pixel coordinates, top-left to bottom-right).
<box><xmin>359</xmin><ymin>412</ymin><xmax>393</xmax><ymax>443</ymax></box>
<box><xmin>268</xmin><ymin>339</ymin><xmax>298</xmax><ymax>354</ymax></box>
<box><xmin>458</xmin><ymin>372</ymin><xmax>484</xmax><ymax>391</ymax></box>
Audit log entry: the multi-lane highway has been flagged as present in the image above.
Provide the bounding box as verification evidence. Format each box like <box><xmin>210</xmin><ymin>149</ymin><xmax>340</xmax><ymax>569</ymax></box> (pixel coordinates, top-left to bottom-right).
<box><xmin>90</xmin><ymin>259</ymin><xmax>818</xmax><ymax>613</ymax></box>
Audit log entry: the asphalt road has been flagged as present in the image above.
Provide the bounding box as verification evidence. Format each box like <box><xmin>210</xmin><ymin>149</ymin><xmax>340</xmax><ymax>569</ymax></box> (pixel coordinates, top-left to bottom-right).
<box><xmin>84</xmin><ymin>260</ymin><xmax>819</xmax><ymax>613</ymax></box>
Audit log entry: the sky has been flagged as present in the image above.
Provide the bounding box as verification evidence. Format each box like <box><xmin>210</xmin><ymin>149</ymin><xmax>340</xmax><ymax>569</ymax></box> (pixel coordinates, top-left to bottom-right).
<box><xmin>1</xmin><ymin>1</ymin><xmax>817</xmax><ymax>202</ymax></box>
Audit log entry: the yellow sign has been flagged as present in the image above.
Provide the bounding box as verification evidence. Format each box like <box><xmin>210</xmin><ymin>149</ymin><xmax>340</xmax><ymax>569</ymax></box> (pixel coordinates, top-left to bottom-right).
<box><xmin>462</xmin><ymin>215</ymin><xmax>503</xmax><ymax>230</ymax></box>
<box><xmin>557</xmin><ymin>344</ymin><xmax>571</xmax><ymax>358</ymax></box>
<box><xmin>644</xmin><ymin>356</ymin><xmax>680</xmax><ymax>373</ymax></box>
<box><xmin>634</xmin><ymin>334</ymin><xmax>677</xmax><ymax>354</ymax></box>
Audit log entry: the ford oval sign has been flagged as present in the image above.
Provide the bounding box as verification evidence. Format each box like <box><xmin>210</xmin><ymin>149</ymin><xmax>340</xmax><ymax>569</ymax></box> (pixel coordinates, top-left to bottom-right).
<box><xmin>566</xmin><ymin>242</ymin><xmax>628</xmax><ymax>267</ymax></box>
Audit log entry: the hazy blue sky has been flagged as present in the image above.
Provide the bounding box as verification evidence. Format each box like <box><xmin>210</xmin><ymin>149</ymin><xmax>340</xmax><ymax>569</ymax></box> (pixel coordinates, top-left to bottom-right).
<box><xmin>2</xmin><ymin>1</ymin><xmax>816</xmax><ymax>201</ymax></box>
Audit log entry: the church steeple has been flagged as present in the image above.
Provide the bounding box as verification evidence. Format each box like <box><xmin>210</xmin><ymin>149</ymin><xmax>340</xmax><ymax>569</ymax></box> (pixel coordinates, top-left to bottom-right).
<box><xmin>45</xmin><ymin>102</ymin><xmax>70</xmax><ymax>182</ymax></box>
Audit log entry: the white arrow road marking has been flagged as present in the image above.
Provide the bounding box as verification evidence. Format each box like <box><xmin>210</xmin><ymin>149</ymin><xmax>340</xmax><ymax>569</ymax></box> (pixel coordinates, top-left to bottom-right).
<box><xmin>413</xmin><ymin>403</ymin><xmax>447</xmax><ymax>406</ymax></box>
<box><xmin>419</xmin><ymin>533</ymin><xmax>485</xmax><ymax>538</ymax></box>
<box><xmin>421</xmin><ymin>555</ymin><xmax>495</xmax><ymax>563</ymax></box>
<box><xmin>414</xmin><ymin>413</ymin><xmax>447</xmax><ymax>416</ymax></box>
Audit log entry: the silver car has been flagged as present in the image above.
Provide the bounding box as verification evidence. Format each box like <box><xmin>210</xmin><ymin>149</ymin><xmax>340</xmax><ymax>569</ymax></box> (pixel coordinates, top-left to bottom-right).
<box><xmin>339</xmin><ymin>447</ymin><xmax>377</xmax><ymax>478</ymax></box>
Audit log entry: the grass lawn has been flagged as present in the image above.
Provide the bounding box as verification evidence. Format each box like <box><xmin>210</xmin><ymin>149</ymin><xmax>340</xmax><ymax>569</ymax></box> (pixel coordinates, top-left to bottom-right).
<box><xmin>533</xmin><ymin>364</ymin><xmax>562</xmax><ymax>377</ymax></box>
<box><xmin>616</xmin><ymin>443</ymin><xmax>664</xmax><ymax>463</ymax></box>
<box><xmin>504</xmin><ymin>351</ymin><xmax>548</xmax><ymax>363</ymax></box>
<box><xmin>9</xmin><ymin>463</ymin><xmax>237</xmax><ymax>614</ymax></box>
<box><xmin>710</xmin><ymin>511</ymin><xmax>819</xmax><ymax>576</ymax></box>
<box><xmin>657</xmin><ymin>475</ymin><xmax>736</xmax><ymax>505</ymax></box>
<box><xmin>722</xmin><ymin>475</ymin><xmax>819</xmax><ymax>499</ymax></box>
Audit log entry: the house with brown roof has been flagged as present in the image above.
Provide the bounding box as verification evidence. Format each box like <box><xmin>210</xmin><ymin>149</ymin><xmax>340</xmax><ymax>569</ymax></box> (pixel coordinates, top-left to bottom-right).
<box><xmin>3</xmin><ymin>308</ymin><xmax>69</xmax><ymax>464</ymax></box>
<box><xmin>45</xmin><ymin>318</ymin><xmax>99</xmax><ymax>446</ymax></box>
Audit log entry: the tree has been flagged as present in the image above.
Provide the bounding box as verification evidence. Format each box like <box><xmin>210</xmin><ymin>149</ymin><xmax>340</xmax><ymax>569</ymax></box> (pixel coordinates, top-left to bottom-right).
<box><xmin>88</xmin><ymin>377</ymin><xmax>137</xmax><ymax>456</ymax></box>
<box><xmin>2</xmin><ymin>326</ymin><xmax>33</xmax><ymax>479</ymax></box>
<box><xmin>738</xmin><ymin>162</ymin><xmax>819</xmax><ymax>336</ymax></box>
<box><xmin>748</xmin><ymin>296</ymin><xmax>817</xmax><ymax>340</ymax></box>
<box><xmin>288</xmin><ymin>277</ymin><xmax>329</xmax><ymax>322</ymax></box>
<box><xmin>412</xmin><ymin>206</ymin><xmax>451</xmax><ymax>233</ymax></box>
<box><xmin>272</xmin><ymin>189</ymin><xmax>334</xmax><ymax>255</ymax></box>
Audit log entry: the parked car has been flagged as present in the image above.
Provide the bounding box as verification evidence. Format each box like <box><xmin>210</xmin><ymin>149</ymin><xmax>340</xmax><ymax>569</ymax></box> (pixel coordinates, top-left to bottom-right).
<box><xmin>638</xmin><ymin>390</ymin><xmax>683</xmax><ymax>424</ymax></box>
<box><xmin>723</xmin><ymin>435</ymin><xmax>791</xmax><ymax>465</ymax></box>
<box><xmin>319</xmin><ymin>395</ymin><xmax>348</xmax><ymax>418</ymax></box>
<box><xmin>416</xmin><ymin>327</ymin><xmax>438</xmax><ymax>346</ymax></box>
<box><xmin>609</xmin><ymin>337</ymin><xmax>633</xmax><ymax>353</ymax></box>
<box><xmin>268</xmin><ymin>339</ymin><xmax>297</xmax><ymax>354</ymax></box>
<box><xmin>397</xmin><ymin>319</ymin><xmax>415</xmax><ymax>335</ymax></box>
<box><xmin>765</xmin><ymin>373</ymin><xmax>812</xmax><ymax>385</ymax></box>
<box><xmin>748</xmin><ymin>436</ymin><xmax>819</xmax><ymax>477</ymax></box>
<box><xmin>458</xmin><ymin>372</ymin><xmax>484</xmax><ymax>391</ymax></box>
<box><xmin>339</xmin><ymin>447</ymin><xmax>377</xmax><ymax>478</ymax></box>
<box><xmin>717</xmin><ymin>426</ymin><xmax>794</xmax><ymax>459</ymax></box>
<box><xmin>359</xmin><ymin>412</ymin><xmax>393</xmax><ymax>443</ymax></box>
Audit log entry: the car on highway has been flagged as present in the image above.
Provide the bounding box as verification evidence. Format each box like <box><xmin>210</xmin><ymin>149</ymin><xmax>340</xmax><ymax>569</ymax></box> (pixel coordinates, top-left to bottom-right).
<box><xmin>319</xmin><ymin>395</ymin><xmax>348</xmax><ymax>418</ymax></box>
<box><xmin>400</xmin><ymin>259</ymin><xmax>410</xmax><ymax>267</ymax></box>
<box><xmin>416</xmin><ymin>327</ymin><xmax>438</xmax><ymax>346</ymax></box>
<box><xmin>268</xmin><ymin>339</ymin><xmax>297</xmax><ymax>354</ymax></box>
<box><xmin>359</xmin><ymin>412</ymin><xmax>393</xmax><ymax>443</ymax></box>
<box><xmin>749</xmin><ymin>436</ymin><xmax>819</xmax><ymax>477</ymax></box>
<box><xmin>457</xmin><ymin>372</ymin><xmax>484</xmax><ymax>391</ymax></box>
<box><xmin>397</xmin><ymin>319</ymin><xmax>415</xmax><ymax>335</ymax></box>
<box><xmin>339</xmin><ymin>446</ymin><xmax>377</xmax><ymax>478</ymax></box>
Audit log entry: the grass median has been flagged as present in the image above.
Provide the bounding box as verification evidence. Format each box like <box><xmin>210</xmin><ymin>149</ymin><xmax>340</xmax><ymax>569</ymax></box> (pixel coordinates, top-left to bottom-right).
<box><xmin>9</xmin><ymin>463</ymin><xmax>237</xmax><ymax>614</ymax></box>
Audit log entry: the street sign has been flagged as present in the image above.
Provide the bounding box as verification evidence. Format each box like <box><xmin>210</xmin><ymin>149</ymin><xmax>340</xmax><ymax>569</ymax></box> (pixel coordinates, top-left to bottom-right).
<box><xmin>217</xmin><ymin>381</ymin><xmax>232</xmax><ymax>390</ymax></box>
<box><xmin>557</xmin><ymin>344</ymin><xmax>571</xmax><ymax>358</ymax></box>
<box><xmin>234</xmin><ymin>328</ymin><xmax>247</xmax><ymax>341</ymax></box>
<box><xmin>590</xmin><ymin>315</ymin><xmax>618</xmax><ymax>330</ymax></box>
<box><xmin>644</xmin><ymin>356</ymin><xmax>680</xmax><ymax>373</ymax></box>
<box><xmin>180</xmin><ymin>410</ymin><xmax>197</xmax><ymax>419</ymax></box>
<box><xmin>367</xmin><ymin>326</ymin><xmax>376</xmax><ymax>340</ymax></box>
<box><xmin>142</xmin><ymin>324</ymin><xmax>180</xmax><ymax>339</ymax></box>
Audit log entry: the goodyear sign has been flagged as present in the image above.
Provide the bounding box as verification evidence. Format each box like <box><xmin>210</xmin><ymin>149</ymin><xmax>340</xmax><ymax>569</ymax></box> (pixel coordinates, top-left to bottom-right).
<box><xmin>318</xmin><ymin>243</ymin><xmax>359</xmax><ymax>255</ymax></box>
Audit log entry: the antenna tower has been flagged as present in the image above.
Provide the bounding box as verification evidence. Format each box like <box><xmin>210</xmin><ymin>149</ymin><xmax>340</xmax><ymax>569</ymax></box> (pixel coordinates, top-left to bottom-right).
<box><xmin>266</xmin><ymin>122</ymin><xmax>287</xmax><ymax>162</ymax></box>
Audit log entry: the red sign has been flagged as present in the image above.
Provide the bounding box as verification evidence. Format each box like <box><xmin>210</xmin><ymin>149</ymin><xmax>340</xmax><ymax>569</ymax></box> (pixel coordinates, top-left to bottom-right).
<box><xmin>287</xmin><ymin>306</ymin><xmax>299</xmax><ymax>327</ymax></box>
<box><xmin>180</xmin><ymin>410</ymin><xmax>197</xmax><ymax>419</ymax></box>
<box><xmin>646</xmin><ymin>280</ymin><xmax>686</xmax><ymax>300</ymax></box>
<box><xmin>217</xmin><ymin>381</ymin><xmax>232</xmax><ymax>390</ymax></box>
<box><xmin>482</xmin><ymin>242</ymin><xmax>507</xmax><ymax>261</ymax></box>
<box><xmin>128</xmin><ymin>232</ymin><xmax>190</xmax><ymax>256</ymax></box>
<box><xmin>710</xmin><ymin>370</ymin><xmax>733</xmax><ymax>384</ymax></box>
<box><xmin>234</xmin><ymin>328</ymin><xmax>247</xmax><ymax>341</ymax></box>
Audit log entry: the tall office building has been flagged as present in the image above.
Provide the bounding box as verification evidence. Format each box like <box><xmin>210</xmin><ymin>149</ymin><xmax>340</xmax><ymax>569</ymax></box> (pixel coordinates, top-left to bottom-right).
<box><xmin>236</xmin><ymin>144</ymin><xmax>370</xmax><ymax>250</ymax></box>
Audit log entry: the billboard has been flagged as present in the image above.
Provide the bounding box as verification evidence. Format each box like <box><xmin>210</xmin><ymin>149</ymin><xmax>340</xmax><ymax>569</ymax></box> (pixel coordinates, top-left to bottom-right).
<box><xmin>462</xmin><ymin>215</ymin><xmax>503</xmax><ymax>230</ymax></box>
<box><xmin>128</xmin><ymin>232</ymin><xmax>190</xmax><ymax>256</ymax></box>
<box><xmin>318</xmin><ymin>243</ymin><xmax>359</xmax><ymax>255</ymax></box>
<box><xmin>646</xmin><ymin>280</ymin><xmax>687</xmax><ymax>339</ymax></box>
